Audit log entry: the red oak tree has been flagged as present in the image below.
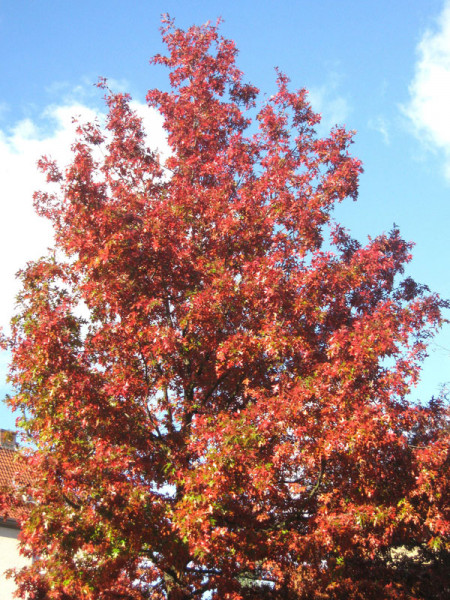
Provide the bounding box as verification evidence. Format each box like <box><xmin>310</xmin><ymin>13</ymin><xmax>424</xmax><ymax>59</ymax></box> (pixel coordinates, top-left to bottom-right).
<box><xmin>5</xmin><ymin>18</ymin><xmax>449</xmax><ymax>600</ymax></box>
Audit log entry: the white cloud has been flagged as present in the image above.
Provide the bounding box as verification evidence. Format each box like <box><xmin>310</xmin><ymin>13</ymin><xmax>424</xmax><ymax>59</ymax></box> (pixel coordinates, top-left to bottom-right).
<box><xmin>308</xmin><ymin>73</ymin><xmax>351</xmax><ymax>131</ymax></box>
<box><xmin>44</xmin><ymin>76</ymin><xmax>133</xmax><ymax>106</ymax></box>
<box><xmin>404</xmin><ymin>1</ymin><xmax>450</xmax><ymax>179</ymax></box>
<box><xmin>0</xmin><ymin>96</ymin><xmax>168</xmax><ymax>333</ymax></box>
<box><xmin>130</xmin><ymin>100</ymin><xmax>171</xmax><ymax>162</ymax></box>
<box><xmin>368</xmin><ymin>116</ymin><xmax>390</xmax><ymax>145</ymax></box>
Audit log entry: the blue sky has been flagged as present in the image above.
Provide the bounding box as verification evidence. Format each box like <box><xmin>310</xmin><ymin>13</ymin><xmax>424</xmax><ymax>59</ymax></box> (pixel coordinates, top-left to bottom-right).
<box><xmin>0</xmin><ymin>0</ymin><xmax>449</xmax><ymax>430</ymax></box>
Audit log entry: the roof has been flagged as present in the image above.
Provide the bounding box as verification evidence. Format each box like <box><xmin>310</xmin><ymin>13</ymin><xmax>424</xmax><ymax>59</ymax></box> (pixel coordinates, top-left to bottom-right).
<box><xmin>0</xmin><ymin>436</ymin><xmax>31</xmax><ymax>526</ymax></box>
<box><xmin>0</xmin><ymin>447</ymin><xmax>20</xmax><ymax>490</ymax></box>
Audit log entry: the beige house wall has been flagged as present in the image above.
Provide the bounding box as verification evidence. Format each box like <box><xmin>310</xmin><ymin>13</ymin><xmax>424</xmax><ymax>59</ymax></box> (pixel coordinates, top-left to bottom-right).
<box><xmin>0</xmin><ymin>525</ymin><xmax>29</xmax><ymax>599</ymax></box>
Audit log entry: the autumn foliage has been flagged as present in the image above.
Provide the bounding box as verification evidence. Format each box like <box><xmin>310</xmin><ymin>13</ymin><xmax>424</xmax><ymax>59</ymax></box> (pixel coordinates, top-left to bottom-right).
<box><xmin>5</xmin><ymin>18</ymin><xmax>449</xmax><ymax>600</ymax></box>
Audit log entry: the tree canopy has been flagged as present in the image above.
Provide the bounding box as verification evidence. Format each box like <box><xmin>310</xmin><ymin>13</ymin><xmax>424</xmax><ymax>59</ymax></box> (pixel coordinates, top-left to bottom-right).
<box><xmin>4</xmin><ymin>17</ymin><xmax>449</xmax><ymax>600</ymax></box>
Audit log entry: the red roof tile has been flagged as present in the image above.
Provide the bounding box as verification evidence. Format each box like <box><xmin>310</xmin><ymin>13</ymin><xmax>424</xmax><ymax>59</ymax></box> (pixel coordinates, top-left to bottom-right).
<box><xmin>0</xmin><ymin>447</ymin><xmax>20</xmax><ymax>489</ymax></box>
<box><xmin>0</xmin><ymin>440</ymin><xmax>32</xmax><ymax>524</ymax></box>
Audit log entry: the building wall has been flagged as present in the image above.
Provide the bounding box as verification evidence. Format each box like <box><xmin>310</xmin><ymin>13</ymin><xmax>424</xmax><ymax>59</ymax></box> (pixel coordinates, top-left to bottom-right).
<box><xmin>0</xmin><ymin>525</ymin><xmax>29</xmax><ymax>599</ymax></box>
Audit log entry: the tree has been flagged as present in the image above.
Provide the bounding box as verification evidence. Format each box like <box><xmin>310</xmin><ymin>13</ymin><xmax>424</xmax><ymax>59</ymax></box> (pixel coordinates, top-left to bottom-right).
<box><xmin>4</xmin><ymin>17</ymin><xmax>449</xmax><ymax>600</ymax></box>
